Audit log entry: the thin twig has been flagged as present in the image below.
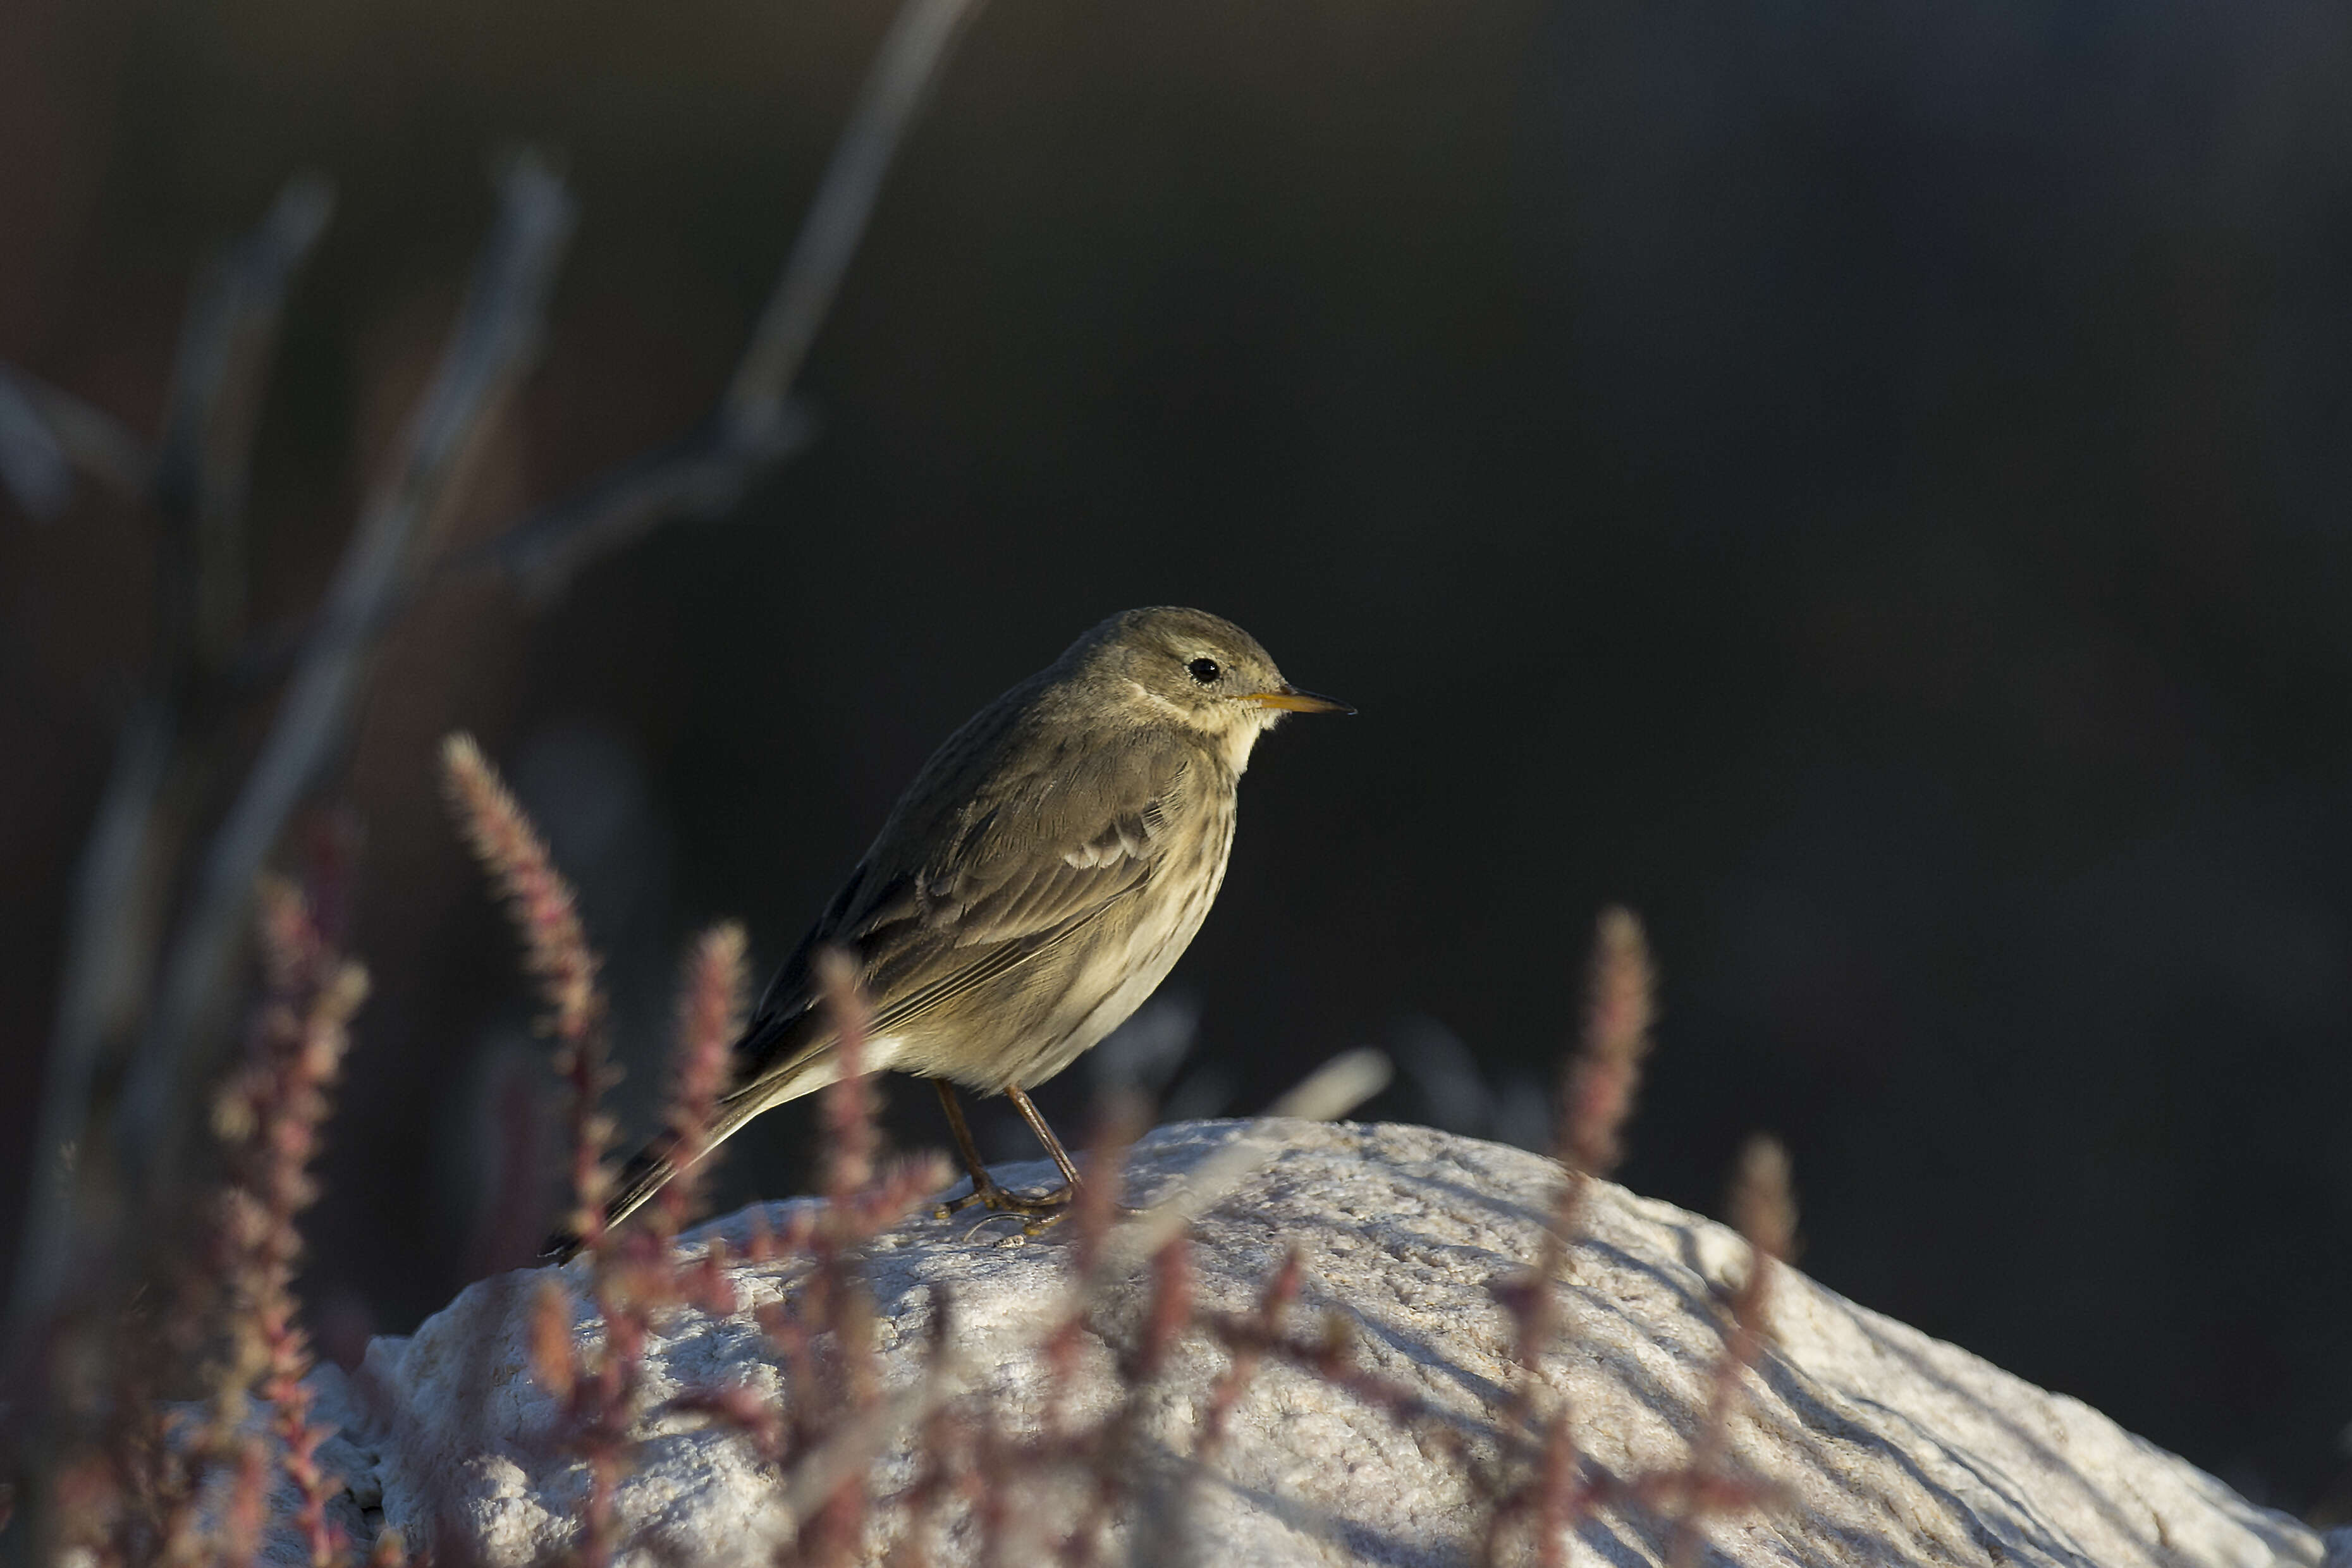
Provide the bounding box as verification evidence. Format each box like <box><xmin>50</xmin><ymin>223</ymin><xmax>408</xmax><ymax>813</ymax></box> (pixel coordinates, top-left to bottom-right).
<box><xmin>116</xmin><ymin>154</ymin><xmax>576</xmax><ymax>1210</ymax></box>
<box><xmin>443</xmin><ymin>733</ymin><xmax>637</xmax><ymax>1568</ymax></box>
<box><xmin>24</xmin><ymin>0</ymin><xmax>984</xmax><ymax>1344</ymax></box>
<box><xmin>226</xmin><ymin>881</ymin><xmax>368</xmax><ymax>1568</ymax></box>
<box><xmin>297</xmin><ymin>0</ymin><xmax>986</xmax><ymax>617</ymax></box>
<box><xmin>651</xmin><ymin>923</ymin><xmax>750</xmax><ymax>1244</ymax></box>
<box><xmin>1067</xmin><ymin>1234</ymin><xmax>1194</xmax><ymax>1568</ymax></box>
<box><xmin>114</xmin><ymin>878</ymin><xmax>367</xmax><ymax>1568</ymax></box>
<box><xmin>1666</xmin><ymin>1135</ymin><xmax>1796</xmax><ymax>1568</ymax></box>
<box><xmin>1194</xmin><ymin>1249</ymin><xmax>1300</xmax><ymax>1468</ymax></box>
<box><xmin>9</xmin><ymin>175</ymin><xmax>338</xmax><ymax>1344</ymax></box>
<box><xmin>16</xmin><ymin>0</ymin><xmax>990</xmax><ymax>1548</ymax></box>
<box><xmin>1509</xmin><ymin>907</ymin><xmax>1655</xmax><ymax>1383</ymax></box>
<box><xmin>460</xmin><ymin>406</ymin><xmax>816</xmax><ymax>607</ymax></box>
<box><xmin>1485</xmin><ymin>907</ymin><xmax>1655</xmax><ymax>1566</ymax></box>
<box><xmin>723</xmin><ymin>0</ymin><xmax>984</xmax><ymax>426</ymax></box>
<box><xmin>8</xmin><ymin>700</ymin><xmax>176</xmax><ymax>1338</ymax></box>
<box><xmin>439</xmin><ymin>733</ymin><xmax>604</xmax><ymax>1052</ymax></box>
<box><xmin>1037</xmin><ymin>1099</ymin><xmax>1142</xmax><ymax>1438</ymax></box>
<box><xmin>0</xmin><ymin>365</ymin><xmax>150</xmax><ymax>518</ymax></box>
<box><xmin>153</xmin><ymin>174</ymin><xmax>337</xmax><ymax>665</ymax></box>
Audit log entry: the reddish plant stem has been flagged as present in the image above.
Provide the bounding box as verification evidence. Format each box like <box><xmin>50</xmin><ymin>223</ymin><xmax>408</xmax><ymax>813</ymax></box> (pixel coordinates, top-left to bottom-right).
<box><xmin>813</xmin><ymin>948</ymin><xmax>877</xmax><ymax>1217</ymax></box>
<box><xmin>438</xmin><ymin>734</ymin><xmax>603</xmax><ymax>1054</ymax></box>
<box><xmin>1194</xmin><ymin>1248</ymin><xmax>1301</xmax><ymax>1469</ymax></box>
<box><xmin>1481</xmin><ymin>909</ymin><xmax>1657</xmax><ymax>1564</ymax></box>
<box><xmin>1528</xmin><ymin>1414</ymin><xmax>1580</xmax><ymax>1568</ymax></box>
<box><xmin>1037</xmin><ymin>1101</ymin><xmax>1140</xmax><ymax>1440</ymax></box>
<box><xmin>1667</xmin><ymin>1134</ymin><xmax>1797</xmax><ymax>1568</ymax></box>
<box><xmin>651</xmin><ymin>923</ymin><xmax>748</xmax><ymax>1246</ymax></box>
<box><xmin>199</xmin><ymin>879</ymin><xmax>365</xmax><ymax>1568</ymax></box>
<box><xmin>215</xmin><ymin>1438</ymin><xmax>269</xmax><ymax>1568</ymax></box>
<box><xmin>441</xmin><ymin>733</ymin><xmax>631</xmax><ymax>1568</ymax></box>
<box><xmin>1562</xmin><ymin>906</ymin><xmax>1655</xmax><ymax>1179</ymax></box>
<box><xmin>747</xmin><ymin>952</ymin><xmax>966</xmax><ymax>1564</ymax></box>
<box><xmin>1055</xmin><ymin>1235</ymin><xmax>1195</xmax><ymax>1565</ymax></box>
<box><xmin>874</xmin><ymin>1295</ymin><xmax>962</xmax><ymax>1568</ymax></box>
<box><xmin>1512</xmin><ymin>907</ymin><xmax>1655</xmax><ymax>1385</ymax></box>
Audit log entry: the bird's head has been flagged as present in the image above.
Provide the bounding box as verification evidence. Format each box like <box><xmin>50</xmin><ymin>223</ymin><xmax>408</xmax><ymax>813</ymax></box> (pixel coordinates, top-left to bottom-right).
<box><xmin>1061</xmin><ymin>606</ymin><xmax>1352</xmax><ymax>771</ymax></box>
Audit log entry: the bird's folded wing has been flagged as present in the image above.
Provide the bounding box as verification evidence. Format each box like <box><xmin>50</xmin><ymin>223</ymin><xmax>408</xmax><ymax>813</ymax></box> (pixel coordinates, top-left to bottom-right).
<box><xmin>723</xmin><ymin>739</ymin><xmax>1197</xmax><ymax>1094</ymax></box>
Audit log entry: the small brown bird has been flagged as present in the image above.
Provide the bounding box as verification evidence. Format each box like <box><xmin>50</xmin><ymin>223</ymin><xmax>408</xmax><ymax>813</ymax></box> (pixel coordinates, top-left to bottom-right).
<box><xmin>575</xmin><ymin>606</ymin><xmax>1349</xmax><ymax>1253</ymax></box>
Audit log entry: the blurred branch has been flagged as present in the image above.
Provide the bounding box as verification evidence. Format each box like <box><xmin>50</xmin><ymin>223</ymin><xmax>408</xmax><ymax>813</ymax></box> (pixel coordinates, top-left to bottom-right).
<box><xmin>8</xmin><ymin>173</ymin><xmax>338</xmax><ymax>1342</ymax></box>
<box><xmin>0</xmin><ymin>176</ymin><xmax>328</xmax><ymax>532</ymax></box>
<box><xmin>14</xmin><ymin>0</ymin><xmax>985</xmax><ymax>1347</ymax></box>
<box><xmin>455</xmin><ymin>401</ymin><xmax>815</xmax><ymax>604</ymax></box>
<box><xmin>384</xmin><ymin>0</ymin><xmax>986</xmax><ymax>606</ymax></box>
<box><xmin>6</xmin><ymin>699</ymin><xmax>176</xmax><ymax>1335</ymax></box>
<box><xmin>116</xmin><ymin>153</ymin><xmax>575</xmax><ymax>1220</ymax></box>
<box><xmin>725</xmin><ymin>0</ymin><xmax>982</xmax><ymax>427</ymax></box>
<box><xmin>0</xmin><ymin>365</ymin><xmax>151</xmax><ymax>520</ymax></box>
<box><xmin>153</xmin><ymin>175</ymin><xmax>336</xmax><ymax>665</ymax></box>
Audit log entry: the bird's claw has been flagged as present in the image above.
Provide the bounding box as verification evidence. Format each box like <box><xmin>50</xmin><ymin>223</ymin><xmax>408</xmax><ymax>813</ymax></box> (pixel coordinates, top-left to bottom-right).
<box><xmin>936</xmin><ymin>1178</ymin><xmax>1077</xmax><ymax>1234</ymax></box>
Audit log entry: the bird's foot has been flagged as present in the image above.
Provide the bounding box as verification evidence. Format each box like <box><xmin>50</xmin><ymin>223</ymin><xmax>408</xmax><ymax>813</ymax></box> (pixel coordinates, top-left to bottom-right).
<box><xmin>936</xmin><ymin>1175</ymin><xmax>1078</xmax><ymax>1234</ymax></box>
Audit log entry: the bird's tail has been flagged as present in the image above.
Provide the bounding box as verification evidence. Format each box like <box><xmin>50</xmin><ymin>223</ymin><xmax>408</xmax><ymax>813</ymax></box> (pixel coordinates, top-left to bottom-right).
<box><xmin>539</xmin><ymin>1055</ymin><xmax>836</xmax><ymax>1263</ymax></box>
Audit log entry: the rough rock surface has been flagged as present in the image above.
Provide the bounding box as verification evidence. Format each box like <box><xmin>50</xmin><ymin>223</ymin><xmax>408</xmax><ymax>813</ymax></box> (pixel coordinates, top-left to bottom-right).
<box><xmin>309</xmin><ymin>1120</ymin><xmax>2326</xmax><ymax>1567</ymax></box>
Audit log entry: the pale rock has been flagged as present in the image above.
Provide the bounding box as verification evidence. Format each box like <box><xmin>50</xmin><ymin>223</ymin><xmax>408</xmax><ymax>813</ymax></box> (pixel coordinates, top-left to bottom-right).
<box><xmin>307</xmin><ymin>1120</ymin><xmax>2325</xmax><ymax>1567</ymax></box>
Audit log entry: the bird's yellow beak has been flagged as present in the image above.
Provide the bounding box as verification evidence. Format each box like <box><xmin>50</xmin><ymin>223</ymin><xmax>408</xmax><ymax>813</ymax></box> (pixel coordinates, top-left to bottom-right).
<box><xmin>1246</xmin><ymin>685</ymin><xmax>1356</xmax><ymax>715</ymax></box>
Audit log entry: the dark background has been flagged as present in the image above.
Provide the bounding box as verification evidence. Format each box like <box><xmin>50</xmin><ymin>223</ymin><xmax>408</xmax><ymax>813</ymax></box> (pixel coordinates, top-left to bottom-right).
<box><xmin>7</xmin><ymin>0</ymin><xmax>2352</xmax><ymax>1515</ymax></box>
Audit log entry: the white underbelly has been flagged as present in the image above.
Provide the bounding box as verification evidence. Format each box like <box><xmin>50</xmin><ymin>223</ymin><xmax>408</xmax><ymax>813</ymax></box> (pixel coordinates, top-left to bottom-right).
<box><xmin>1018</xmin><ymin>873</ymin><xmax>1220</xmax><ymax>1087</ymax></box>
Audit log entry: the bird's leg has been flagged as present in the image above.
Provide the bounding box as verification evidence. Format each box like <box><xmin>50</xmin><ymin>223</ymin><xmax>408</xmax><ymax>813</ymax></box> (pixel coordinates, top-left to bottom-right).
<box><xmin>993</xmin><ymin>1084</ymin><xmax>1086</xmax><ymax>1233</ymax></box>
<box><xmin>933</xmin><ymin>1080</ymin><xmax>1017</xmax><ymax>1217</ymax></box>
<box><xmin>931</xmin><ymin>1081</ymin><xmax>1086</xmax><ymax>1241</ymax></box>
<box><xmin>933</xmin><ymin>1080</ymin><xmax>1075</xmax><ymax>1228</ymax></box>
<box><xmin>930</xmin><ymin>1081</ymin><xmax>1082</xmax><ymax>1232</ymax></box>
<box><xmin>1005</xmin><ymin>1084</ymin><xmax>1084</xmax><ymax>1193</ymax></box>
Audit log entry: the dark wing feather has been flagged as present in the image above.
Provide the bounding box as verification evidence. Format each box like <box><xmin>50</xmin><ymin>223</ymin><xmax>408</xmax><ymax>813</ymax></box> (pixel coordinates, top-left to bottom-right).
<box><xmin>721</xmin><ymin>723</ymin><xmax>1199</xmax><ymax>1098</ymax></box>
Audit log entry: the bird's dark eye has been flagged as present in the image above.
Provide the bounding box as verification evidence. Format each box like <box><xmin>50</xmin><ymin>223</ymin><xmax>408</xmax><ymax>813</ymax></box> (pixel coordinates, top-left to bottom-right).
<box><xmin>1186</xmin><ymin>656</ymin><xmax>1221</xmax><ymax>684</ymax></box>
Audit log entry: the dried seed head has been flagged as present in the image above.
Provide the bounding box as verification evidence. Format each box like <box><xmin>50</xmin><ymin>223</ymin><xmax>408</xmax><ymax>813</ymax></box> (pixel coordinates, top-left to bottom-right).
<box><xmin>1560</xmin><ymin>905</ymin><xmax>1656</xmax><ymax>1177</ymax></box>
<box><xmin>1728</xmin><ymin>1134</ymin><xmax>1797</xmax><ymax>1264</ymax></box>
